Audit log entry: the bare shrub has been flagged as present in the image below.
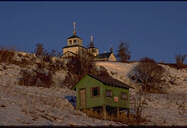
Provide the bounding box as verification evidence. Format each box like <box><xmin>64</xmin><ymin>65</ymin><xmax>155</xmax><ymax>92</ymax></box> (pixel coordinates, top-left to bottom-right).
<box><xmin>19</xmin><ymin>68</ymin><xmax>54</xmax><ymax>88</ymax></box>
<box><xmin>35</xmin><ymin>43</ymin><xmax>44</xmax><ymax>57</ymax></box>
<box><xmin>177</xmin><ymin>95</ymin><xmax>186</xmax><ymax>116</ymax></box>
<box><xmin>64</xmin><ymin>51</ymin><xmax>96</xmax><ymax>88</ymax></box>
<box><xmin>36</xmin><ymin>70</ymin><xmax>53</xmax><ymax>87</ymax></box>
<box><xmin>42</xmin><ymin>50</ymin><xmax>52</xmax><ymax>63</ymax></box>
<box><xmin>0</xmin><ymin>48</ymin><xmax>15</xmax><ymax>63</ymax></box>
<box><xmin>41</xmin><ymin>49</ymin><xmax>63</xmax><ymax>68</ymax></box>
<box><xmin>18</xmin><ymin>70</ymin><xmax>36</xmax><ymax>86</ymax></box>
<box><xmin>64</xmin><ymin>50</ymin><xmax>111</xmax><ymax>88</ymax></box>
<box><xmin>48</xmin><ymin>60</ymin><xmax>65</xmax><ymax>73</ymax></box>
<box><xmin>19</xmin><ymin>58</ymin><xmax>31</xmax><ymax>67</ymax></box>
<box><xmin>130</xmin><ymin>57</ymin><xmax>165</xmax><ymax>93</ymax></box>
<box><xmin>63</xmin><ymin>72</ymin><xmax>78</xmax><ymax>89</ymax></box>
<box><xmin>50</xmin><ymin>49</ymin><xmax>61</xmax><ymax>57</ymax></box>
<box><xmin>68</xmin><ymin>51</ymin><xmax>95</xmax><ymax>75</ymax></box>
<box><xmin>175</xmin><ymin>54</ymin><xmax>187</xmax><ymax>69</ymax></box>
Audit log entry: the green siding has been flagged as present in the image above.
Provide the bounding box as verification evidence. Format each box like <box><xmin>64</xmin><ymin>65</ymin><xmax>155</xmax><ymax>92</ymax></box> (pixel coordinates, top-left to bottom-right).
<box><xmin>74</xmin><ymin>75</ymin><xmax>130</xmax><ymax>109</ymax></box>
<box><xmin>75</xmin><ymin>75</ymin><xmax>105</xmax><ymax>109</ymax></box>
<box><xmin>103</xmin><ymin>85</ymin><xmax>129</xmax><ymax>108</ymax></box>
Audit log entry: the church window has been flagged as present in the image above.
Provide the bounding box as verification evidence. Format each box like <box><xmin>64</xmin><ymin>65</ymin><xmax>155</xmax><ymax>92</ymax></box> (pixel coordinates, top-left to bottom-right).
<box><xmin>73</xmin><ymin>40</ymin><xmax>76</xmax><ymax>43</ymax></box>
<box><xmin>69</xmin><ymin>40</ymin><xmax>72</xmax><ymax>45</ymax></box>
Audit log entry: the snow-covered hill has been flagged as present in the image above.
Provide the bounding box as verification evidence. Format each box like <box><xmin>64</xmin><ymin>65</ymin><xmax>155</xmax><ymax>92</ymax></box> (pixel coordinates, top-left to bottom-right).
<box><xmin>0</xmin><ymin>63</ymin><xmax>123</xmax><ymax>126</ymax></box>
<box><xmin>0</xmin><ymin>51</ymin><xmax>186</xmax><ymax>126</ymax></box>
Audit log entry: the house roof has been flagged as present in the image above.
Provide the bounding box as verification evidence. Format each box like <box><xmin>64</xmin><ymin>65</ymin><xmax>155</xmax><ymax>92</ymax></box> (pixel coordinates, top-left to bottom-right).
<box><xmin>67</xmin><ymin>35</ymin><xmax>81</xmax><ymax>39</ymax></box>
<box><xmin>96</xmin><ymin>52</ymin><xmax>112</xmax><ymax>59</ymax></box>
<box><xmin>88</xmin><ymin>74</ymin><xmax>133</xmax><ymax>89</ymax></box>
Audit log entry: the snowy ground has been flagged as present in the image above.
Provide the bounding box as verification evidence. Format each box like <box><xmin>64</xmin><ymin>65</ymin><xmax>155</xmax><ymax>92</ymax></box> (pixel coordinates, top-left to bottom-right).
<box><xmin>0</xmin><ymin>63</ymin><xmax>125</xmax><ymax>126</ymax></box>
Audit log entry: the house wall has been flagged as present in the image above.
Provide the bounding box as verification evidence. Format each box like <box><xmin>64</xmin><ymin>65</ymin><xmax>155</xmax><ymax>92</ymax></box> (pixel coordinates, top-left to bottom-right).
<box><xmin>75</xmin><ymin>75</ymin><xmax>130</xmax><ymax>110</ymax></box>
<box><xmin>75</xmin><ymin>75</ymin><xmax>105</xmax><ymax>109</ymax></box>
<box><xmin>103</xmin><ymin>85</ymin><xmax>129</xmax><ymax>108</ymax></box>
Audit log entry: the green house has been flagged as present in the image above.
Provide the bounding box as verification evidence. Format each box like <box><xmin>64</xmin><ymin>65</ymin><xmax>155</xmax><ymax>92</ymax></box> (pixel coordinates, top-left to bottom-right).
<box><xmin>72</xmin><ymin>74</ymin><xmax>133</xmax><ymax>117</ymax></box>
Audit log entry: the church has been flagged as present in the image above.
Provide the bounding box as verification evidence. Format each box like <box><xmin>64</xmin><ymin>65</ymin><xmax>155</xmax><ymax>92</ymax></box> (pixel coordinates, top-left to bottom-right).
<box><xmin>62</xmin><ymin>22</ymin><xmax>116</xmax><ymax>62</ymax></box>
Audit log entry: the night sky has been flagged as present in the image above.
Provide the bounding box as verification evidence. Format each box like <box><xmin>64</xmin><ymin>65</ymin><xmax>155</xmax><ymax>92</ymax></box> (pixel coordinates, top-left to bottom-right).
<box><xmin>0</xmin><ymin>2</ymin><xmax>186</xmax><ymax>63</ymax></box>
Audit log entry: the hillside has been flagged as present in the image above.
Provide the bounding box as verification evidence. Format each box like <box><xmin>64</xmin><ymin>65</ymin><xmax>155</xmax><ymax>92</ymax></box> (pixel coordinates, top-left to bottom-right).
<box><xmin>96</xmin><ymin>61</ymin><xmax>187</xmax><ymax>126</ymax></box>
<box><xmin>0</xmin><ymin>51</ymin><xmax>186</xmax><ymax>126</ymax></box>
<box><xmin>0</xmin><ymin>53</ymin><xmax>124</xmax><ymax>126</ymax></box>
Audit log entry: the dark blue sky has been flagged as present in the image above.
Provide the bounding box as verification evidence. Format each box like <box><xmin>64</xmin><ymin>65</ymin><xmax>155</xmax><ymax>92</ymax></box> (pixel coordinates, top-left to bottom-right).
<box><xmin>0</xmin><ymin>2</ymin><xmax>187</xmax><ymax>63</ymax></box>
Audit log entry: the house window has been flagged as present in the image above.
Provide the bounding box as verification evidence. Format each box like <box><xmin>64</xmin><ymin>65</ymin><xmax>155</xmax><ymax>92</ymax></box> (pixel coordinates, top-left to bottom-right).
<box><xmin>91</xmin><ymin>87</ymin><xmax>100</xmax><ymax>96</ymax></box>
<box><xmin>106</xmin><ymin>90</ymin><xmax>112</xmax><ymax>97</ymax></box>
<box><xmin>121</xmin><ymin>92</ymin><xmax>128</xmax><ymax>100</ymax></box>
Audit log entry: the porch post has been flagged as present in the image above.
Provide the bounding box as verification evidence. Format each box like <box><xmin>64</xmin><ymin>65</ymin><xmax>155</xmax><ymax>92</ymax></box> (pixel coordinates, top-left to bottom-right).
<box><xmin>103</xmin><ymin>105</ymin><xmax>107</xmax><ymax>120</ymax></box>
<box><xmin>117</xmin><ymin>107</ymin><xmax>120</xmax><ymax>120</ymax></box>
<box><xmin>127</xmin><ymin>108</ymin><xmax>130</xmax><ymax>118</ymax></box>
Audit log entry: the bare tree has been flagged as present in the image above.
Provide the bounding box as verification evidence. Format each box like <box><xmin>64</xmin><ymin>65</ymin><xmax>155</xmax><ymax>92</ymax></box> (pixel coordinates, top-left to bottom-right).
<box><xmin>133</xmin><ymin>87</ymin><xmax>147</xmax><ymax>124</ymax></box>
<box><xmin>35</xmin><ymin>43</ymin><xmax>44</xmax><ymax>57</ymax></box>
<box><xmin>64</xmin><ymin>50</ymin><xmax>96</xmax><ymax>88</ymax></box>
<box><xmin>68</xmin><ymin>50</ymin><xmax>95</xmax><ymax>76</ymax></box>
<box><xmin>109</xmin><ymin>47</ymin><xmax>113</xmax><ymax>53</ymax></box>
<box><xmin>175</xmin><ymin>54</ymin><xmax>187</xmax><ymax>69</ymax></box>
<box><xmin>130</xmin><ymin>57</ymin><xmax>165</xmax><ymax>92</ymax></box>
<box><xmin>49</xmin><ymin>49</ymin><xmax>61</xmax><ymax>57</ymax></box>
<box><xmin>117</xmin><ymin>41</ymin><xmax>131</xmax><ymax>62</ymax></box>
<box><xmin>0</xmin><ymin>48</ymin><xmax>15</xmax><ymax>63</ymax></box>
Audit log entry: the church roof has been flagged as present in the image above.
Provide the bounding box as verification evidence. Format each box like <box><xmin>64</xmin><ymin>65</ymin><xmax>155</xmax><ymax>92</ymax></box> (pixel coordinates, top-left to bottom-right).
<box><xmin>63</xmin><ymin>45</ymin><xmax>86</xmax><ymax>49</ymax></box>
<box><xmin>96</xmin><ymin>52</ymin><xmax>112</xmax><ymax>58</ymax></box>
<box><xmin>63</xmin><ymin>51</ymin><xmax>77</xmax><ymax>56</ymax></box>
<box><xmin>67</xmin><ymin>35</ymin><xmax>81</xmax><ymax>39</ymax></box>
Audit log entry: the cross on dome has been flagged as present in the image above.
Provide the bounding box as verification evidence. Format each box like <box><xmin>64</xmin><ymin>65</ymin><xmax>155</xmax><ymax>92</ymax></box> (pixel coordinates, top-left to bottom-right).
<box><xmin>90</xmin><ymin>35</ymin><xmax>94</xmax><ymax>42</ymax></box>
<box><xmin>73</xmin><ymin>22</ymin><xmax>76</xmax><ymax>35</ymax></box>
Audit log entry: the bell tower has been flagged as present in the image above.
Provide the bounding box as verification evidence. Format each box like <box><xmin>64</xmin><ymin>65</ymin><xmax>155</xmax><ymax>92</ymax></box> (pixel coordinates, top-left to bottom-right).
<box><xmin>88</xmin><ymin>35</ymin><xmax>99</xmax><ymax>56</ymax></box>
<box><xmin>67</xmin><ymin>22</ymin><xmax>83</xmax><ymax>46</ymax></box>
